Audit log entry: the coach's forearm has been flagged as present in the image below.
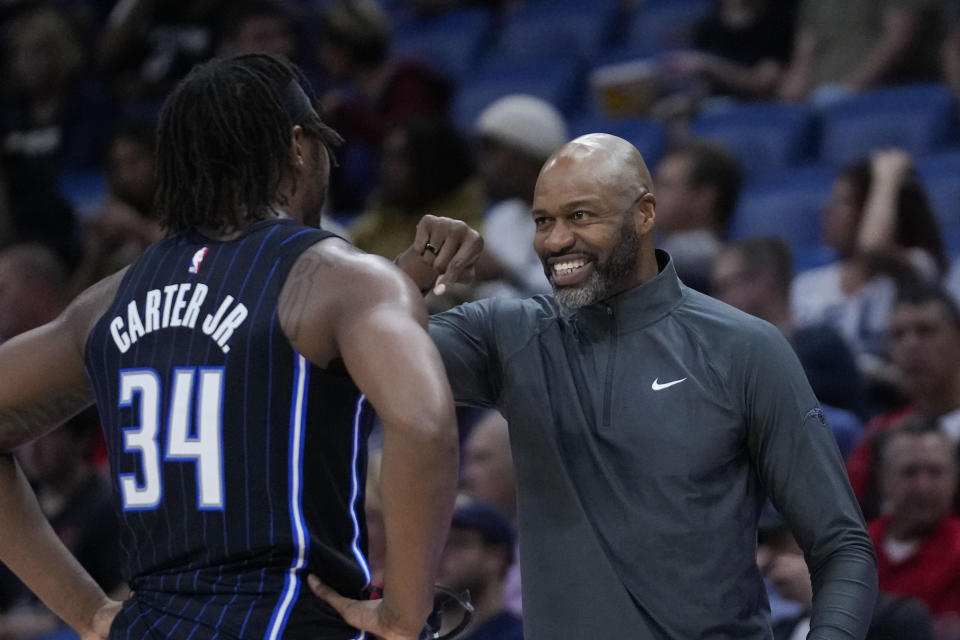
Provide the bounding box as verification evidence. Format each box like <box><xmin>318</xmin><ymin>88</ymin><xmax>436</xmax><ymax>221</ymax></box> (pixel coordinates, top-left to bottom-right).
<box><xmin>808</xmin><ymin>539</ymin><xmax>878</xmax><ymax>640</ymax></box>
<box><xmin>0</xmin><ymin>454</ymin><xmax>112</xmax><ymax>635</ymax></box>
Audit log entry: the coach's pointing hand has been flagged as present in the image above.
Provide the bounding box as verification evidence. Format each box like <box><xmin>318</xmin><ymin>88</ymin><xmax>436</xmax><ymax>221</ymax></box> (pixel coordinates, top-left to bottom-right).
<box><xmin>395</xmin><ymin>215</ymin><xmax>484</xmax><ymax>296</ymax></box>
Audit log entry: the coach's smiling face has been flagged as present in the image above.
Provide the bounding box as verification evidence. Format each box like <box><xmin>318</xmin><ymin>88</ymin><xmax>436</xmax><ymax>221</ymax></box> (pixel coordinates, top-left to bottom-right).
<box><xmin>531</xmin><ymin>134</ymin><xmax>657</xmax><ymax>309</ymax></box>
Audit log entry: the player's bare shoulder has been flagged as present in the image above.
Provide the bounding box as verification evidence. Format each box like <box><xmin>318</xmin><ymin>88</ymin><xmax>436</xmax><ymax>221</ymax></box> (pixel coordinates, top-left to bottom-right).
<box><xmin>278</xmin><ymin>238</ymin><xmax>426</xmax><ymax>366</ymax></box>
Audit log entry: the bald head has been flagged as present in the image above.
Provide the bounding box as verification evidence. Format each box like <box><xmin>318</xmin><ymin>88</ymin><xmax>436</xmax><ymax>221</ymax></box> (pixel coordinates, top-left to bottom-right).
<box><xmin>542</xmin><ymin>133</ymin><xmax>653</xmax><ymax>206</ymax></box>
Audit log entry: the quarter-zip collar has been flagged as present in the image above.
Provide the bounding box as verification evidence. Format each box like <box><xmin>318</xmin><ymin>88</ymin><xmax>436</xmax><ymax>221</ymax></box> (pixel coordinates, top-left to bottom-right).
<box><xmin>570</xmin><ymin>249</ymin><xmax>683</xmax><ymax>335</ymax></box>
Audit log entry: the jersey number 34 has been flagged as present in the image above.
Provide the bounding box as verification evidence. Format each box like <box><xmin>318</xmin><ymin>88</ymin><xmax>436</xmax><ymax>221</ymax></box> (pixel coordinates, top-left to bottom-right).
<box><xmin>117</xmin><ymin>367</ymin><xmax>225</xmax><ymax>511</ymax></box>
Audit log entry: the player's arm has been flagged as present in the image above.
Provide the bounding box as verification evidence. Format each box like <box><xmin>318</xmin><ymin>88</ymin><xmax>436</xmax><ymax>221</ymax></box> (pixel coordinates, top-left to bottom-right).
<box><xmin>0</xmin><ymin>271</ymin><xmax>125</xmax><ymax>639</ymax></box>
<box><xmin>280</xmin><ymin>242</ymin><xmax>459</xmax><ymax>640</ymax></box>
<box><xmin>0</xmin><ymin>266</ymin><xmax>128</xmax><ymax>450</ymax></box>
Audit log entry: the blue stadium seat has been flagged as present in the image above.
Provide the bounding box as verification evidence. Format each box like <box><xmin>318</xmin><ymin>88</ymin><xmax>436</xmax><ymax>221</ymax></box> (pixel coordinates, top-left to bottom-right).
<box><xmin>616</xmin><ymin>0</ymin><xmax>712</xmax><ymax>58</ymax></box>
<box><xmin>817</xmin><ymin>84</ymin><xmax>958</xmax><ymax>166</ymax></box>
<box><xmin>453</xmin><ymin>59</ymin><xmax>583</xmax><ymax>128</ymax></box>
<box><xmin>942</xmin><ymin>224</ymin><xmax>960</xmax><ymax>259</ymax></box>
<box><xmin>727</xmin><ymin>165</ymin><xmax>836</xmax><ymax>257</ymax></box>
<box><xmin>484</xmin><ymin>3</ymin><xmax>615</xmax><ymax>65</ymax></box>
<box><xmin>59</xmin><ymin>171</ymin><xmax>107</xmax><ymax>219</ymax></box>
<box><xmin>377</xmin><ymin>0</ymin><xmax>405</xmax><ymax>16</ymax></box>
<box><xmin>509</xmin><ymin>0</ymin><xmax>620</xmax><ymax>11</ymax></box>
<box><xmin>568</xmin><ymin>116</ymin><xmax>668</xmax><ymax>166</ymax></box>
<box><xmin>689</xmin><ymin>102</ymin><xmax>815</xmax><ymax>179</ymax></box>
<box><xmin>916</xmin><ymin>149</ymin><xmax>960</xmax><ymax>230</ymax></box>
<box><xmin>792</xmin><ymin>245</ymin><xmax>840</xmax><ymax>273</ymax></box>
<box><xmin>390</xmin><ymin>7</ymin><xmax>493</xmax><ymax>80</ymax></box>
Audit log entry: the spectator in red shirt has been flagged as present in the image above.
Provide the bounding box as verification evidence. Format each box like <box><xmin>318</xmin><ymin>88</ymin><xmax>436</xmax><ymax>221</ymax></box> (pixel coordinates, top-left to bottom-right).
<box><xmin>847</xmin><ymin>283</ymin><xmax>960</xmax><ymax>519</ymax></box>
<box><xmin>868</xmin><ymin>416</ymin><xmax>960</xmax><ymax>634</ymax></box>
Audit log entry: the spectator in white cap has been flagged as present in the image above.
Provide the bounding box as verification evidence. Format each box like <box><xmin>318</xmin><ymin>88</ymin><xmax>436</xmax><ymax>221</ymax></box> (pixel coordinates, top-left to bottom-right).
<box><xmin>472</xmin><ymin>94</ymin><xmax>568</xmax><ymax>298</ymax></box>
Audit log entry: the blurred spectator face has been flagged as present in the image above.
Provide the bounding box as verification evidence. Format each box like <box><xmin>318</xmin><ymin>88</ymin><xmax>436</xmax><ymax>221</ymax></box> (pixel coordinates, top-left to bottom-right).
<box><xmin>477</xmin><ymin>137</ymin><xmax>525</xmax><ymax>203</ymax></box>
<box><xmin>654</xmin><ymin>152</ymin><xmax>709</xmax><ymax>234</ymax></box>
<box><xmin>378</xmin><ymin>118</ymin><xmax>475</xmax><ymax>215</ymax></box>
<box><xmin>317</xmin><ymin>0</ymin><xmax>390</xmax><ymax>78</ymax></box>
<box><xmin>10</xmin><ymin>23</ymin><xmax>53</xmax><ymax>93</ymax></box>
<box><xmin>473</xmin><ymin>95</ymin><xmax>567</xmax><ymax>204</ymax></box>
<box><xmin>882</xmin><ymin>431</ymin><xmax>956</xmax><ymax>537</ymax></box>
<box><xmin>437</xmin><ymin>527</ymin><xmax>505</xmax><ymax>595</ymax></box>
<box><xmin>318</xmin><ymin>41</ymin><xmax>352</xmax><ymax>80</ymax></box>
<box><xmin>379</xmin><ymin>129</ymin><xmax>415</xmax><ymax>207</ymax></box>
<box><xmin>889</xmin><ymin>301</ymin><xmax>960</xmax><ymax>399</ymax></box>
<box><xmin>822</xmin><ymin>177</ymin><xmax>861</xmax><ymax>255</ymax></box>
<box><xmin>757</xmin><ymin>531</ymin><xmax>813</xmax><ymax>608</ymax></box>
<box><xmin>228</xmin><ymin>14</ymin><xmax>295</xmax><ymax>58</ymax></box>
<box><xmin>711</xmin><ymin>248</ymin><xmax>765</xmax><ymax>317</ymax></box>
<box><xmin>8</xmin><ymin>9</ymin><xmax>83</xmax><ymax>97</ymax></box>
<box><xmin>109</xmin><ymin>135</ymin><xmax>158</xmax><ymax>214</ymax></box>
<box><xmin>462</xmin><ymin>412</ymin><xmax>516</xmax><ymax>518</ymax></box>
<box><xmin>0</xmin><ymin>245</ymin><xmax>66</xmax><ymax>340</ymax></box>
<box><xmin>719</xmin><ymin>0</ymin><xmax>760</xmax><ymax>20</ymax></box>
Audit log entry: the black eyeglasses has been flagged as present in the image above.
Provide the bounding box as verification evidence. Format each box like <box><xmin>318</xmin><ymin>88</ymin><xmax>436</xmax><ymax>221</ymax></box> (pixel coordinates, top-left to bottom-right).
<box><xmin>424</xmin><ymin>584</ymin><xmax>474</xmax><ymax>639</ymax></box>
<box><xmin>364</xmin><ymin>584</ymin><xmax>474</xmax><ymax>640</ymax></box>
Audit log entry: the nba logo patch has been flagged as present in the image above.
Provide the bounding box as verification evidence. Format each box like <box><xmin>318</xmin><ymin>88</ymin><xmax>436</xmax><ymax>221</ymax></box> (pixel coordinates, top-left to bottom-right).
<box><xmin>189</xmin><ymin>247</ymin><xmax>209</xmax><ymax>274</ymax></box>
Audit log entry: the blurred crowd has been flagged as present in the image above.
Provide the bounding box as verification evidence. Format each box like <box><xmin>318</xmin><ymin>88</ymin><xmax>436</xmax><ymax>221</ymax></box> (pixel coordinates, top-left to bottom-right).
<box><xmin>7</xmin><ymin>0</ymin><xmax>960</xmax><ymax>638</ymax></box>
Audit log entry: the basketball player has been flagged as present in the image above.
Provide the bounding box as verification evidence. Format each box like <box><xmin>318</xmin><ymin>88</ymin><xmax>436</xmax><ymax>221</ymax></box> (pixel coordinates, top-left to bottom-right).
<box><xmin>0</xmin><ymin>54</ymin><xmax>478</xmax><ymax>640</ymax></box>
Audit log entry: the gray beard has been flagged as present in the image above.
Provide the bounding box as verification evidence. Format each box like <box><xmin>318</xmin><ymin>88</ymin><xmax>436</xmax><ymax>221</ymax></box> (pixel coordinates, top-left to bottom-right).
<box><xmin>554</xmin><ymin>270</ymin><xmax>606</xmax><ymax>308</ymax></box>
<box><xmin>551</xmin><ymin>217</ymin><xmax>643</xmax><ymax>310</ymax></box>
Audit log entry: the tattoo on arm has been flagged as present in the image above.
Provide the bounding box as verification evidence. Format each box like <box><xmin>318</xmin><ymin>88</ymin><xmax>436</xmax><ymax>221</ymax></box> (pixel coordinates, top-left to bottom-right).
<box><xmin>0</xmin><ymin>386</ymin><xmax>94</xmax><ymax>451</ymax></box>
<box><xmin>279</xmin><ymin>252</ymin><xmax>327</xmax><ymax>342</ymax></box>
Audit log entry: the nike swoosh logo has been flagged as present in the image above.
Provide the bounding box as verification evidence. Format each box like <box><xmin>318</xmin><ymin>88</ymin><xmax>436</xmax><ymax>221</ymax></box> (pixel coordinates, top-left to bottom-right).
<box><xmin>652</xmin><ymin>377</ymin><xmax>687</xmax><ymax>391</ymax></box>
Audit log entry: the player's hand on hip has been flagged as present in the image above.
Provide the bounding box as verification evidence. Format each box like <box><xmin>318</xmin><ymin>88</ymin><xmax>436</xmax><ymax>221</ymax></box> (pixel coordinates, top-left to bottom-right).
<box><xmin>396</xmin><ymin>215</ymin><xmax>484</xmax><ymax>296</ymax></box>
<box><xmin>308</xmin><ymin>575</ymin><xmax>422</xmax><ymax>640</ymax></box>
<box><xmin>80</xmin><ymin>598</ymin><xmax>122</xmax><ymax>640</ymax></box>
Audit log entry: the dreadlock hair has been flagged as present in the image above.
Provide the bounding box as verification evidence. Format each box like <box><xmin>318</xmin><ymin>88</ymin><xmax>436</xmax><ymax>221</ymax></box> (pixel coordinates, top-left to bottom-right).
<box><xmin>155</xmin><ymin>53</ymin><xmax>342</xmax><ymax>234</ymax></box>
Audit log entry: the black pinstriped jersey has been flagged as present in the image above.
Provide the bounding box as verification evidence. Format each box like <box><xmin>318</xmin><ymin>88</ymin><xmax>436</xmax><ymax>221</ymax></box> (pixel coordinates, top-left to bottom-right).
<box><xmin>85</xmin><ymin>218</ymin><xmax>374</xmax><ymax>640</ymax></box>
